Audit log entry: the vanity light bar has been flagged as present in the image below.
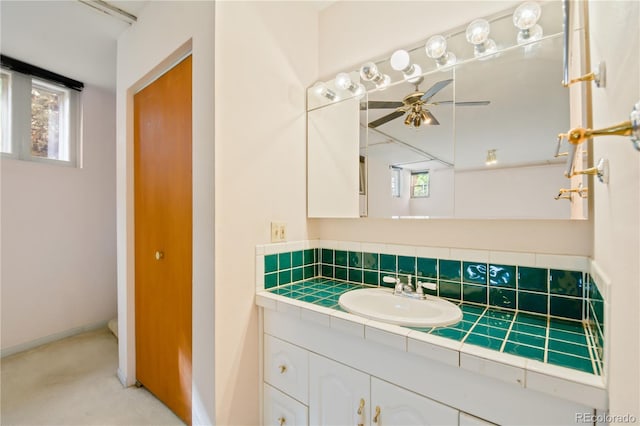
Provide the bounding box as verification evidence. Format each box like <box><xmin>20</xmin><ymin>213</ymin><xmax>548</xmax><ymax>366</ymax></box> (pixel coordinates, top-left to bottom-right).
<box><xmin>332</xmin><ymin>2</ymin><xmax>544</xmax><ymax>93</ymax></box>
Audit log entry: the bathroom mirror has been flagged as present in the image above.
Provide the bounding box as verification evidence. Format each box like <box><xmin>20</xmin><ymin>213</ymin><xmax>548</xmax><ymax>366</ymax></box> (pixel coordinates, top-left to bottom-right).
<box><xmin>308</xmin><ymin>1</ymin><xmax>586</xmax><ymax>219</ymax></box>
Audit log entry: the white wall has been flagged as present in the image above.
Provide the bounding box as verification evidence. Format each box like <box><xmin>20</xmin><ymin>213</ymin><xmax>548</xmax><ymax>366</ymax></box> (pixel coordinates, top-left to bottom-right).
<box><xmin>1</xmin><ymin>86</ymin><xmax>117</xmax><ymax>354</ymax></box>
<box><xmin>214</xmin><ymin>2</ymin><xmax>318</xmax><ymax>423</ymax></box>
<box><xmin>115</xmin><ymin>2</ymin><xmax>215</xmax><ymax>424</ymax></box>
<box><xmin>589</xmin><ymin>1</ymin><xmax>640</xmax><ymax>421</ymax></box>
<box><xmin>454</xmin><ymin>164</ymin><xmax>572</xmax><ymax>219</ymax></box>
<box><xmin>316</xmin><ymin>0</ymin><xmax>592</xmax><ymax>256</ymax></box>
<box><xmin>0</xmin><ymin>0</ymin><xmax>118</xmax><ymax>355</ymax></box>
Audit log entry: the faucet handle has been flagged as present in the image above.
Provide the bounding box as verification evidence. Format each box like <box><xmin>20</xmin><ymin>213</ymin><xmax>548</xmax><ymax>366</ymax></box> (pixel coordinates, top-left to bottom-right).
<box><xmin>417</xmin><ymin>280</ymin><xmax>437</xmax><ymax>291</ymax></box>
<box><xmin>382</xmin><ymin>276</ymin><xmax>399</xmax><ymax>285</ymax></box>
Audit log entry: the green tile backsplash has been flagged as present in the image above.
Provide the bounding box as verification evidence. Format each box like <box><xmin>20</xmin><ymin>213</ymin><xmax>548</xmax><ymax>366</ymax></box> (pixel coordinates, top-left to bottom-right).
<box><xmin>263</xmin><ymin>246</ymin><xmax>602</xmax><ymax>331</ymax></box>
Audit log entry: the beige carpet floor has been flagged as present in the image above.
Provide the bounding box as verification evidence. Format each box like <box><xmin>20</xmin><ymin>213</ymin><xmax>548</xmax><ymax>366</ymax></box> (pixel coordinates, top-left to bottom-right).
<box><xmin>1</xmin><ymin>328</ymin><xmax>184</xmax><ymax>426</ymax></box>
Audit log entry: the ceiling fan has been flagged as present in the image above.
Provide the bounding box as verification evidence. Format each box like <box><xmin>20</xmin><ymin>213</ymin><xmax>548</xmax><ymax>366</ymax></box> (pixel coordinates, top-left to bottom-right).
<box><xmin>367</xmin><ymin>79</ymin><xmax>490</xmax><ymax>129</ymax></box>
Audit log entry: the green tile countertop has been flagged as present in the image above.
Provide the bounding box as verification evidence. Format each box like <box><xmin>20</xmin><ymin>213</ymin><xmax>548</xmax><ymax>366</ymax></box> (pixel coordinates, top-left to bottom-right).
<box><xmin>264</xmin><ymin>278</ymin><xmax>603</xmax><ymax>377</ymax></box>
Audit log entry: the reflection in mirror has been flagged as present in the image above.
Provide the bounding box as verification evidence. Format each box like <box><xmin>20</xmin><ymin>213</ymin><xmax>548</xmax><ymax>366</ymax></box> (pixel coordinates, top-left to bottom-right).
<box><xmin>308</xmin><ymin>1</ymin><xmax>584</xmax><ymax>220</ymax></box>
<box><xmin>363</xmin><ymin>71</ymin><xmax>455</xmax><ymax>218</ymax></box>
<box><xmin>453</xmin><ymin>35</ymin><xmax>573</xmax><ymax>219</ymax></box>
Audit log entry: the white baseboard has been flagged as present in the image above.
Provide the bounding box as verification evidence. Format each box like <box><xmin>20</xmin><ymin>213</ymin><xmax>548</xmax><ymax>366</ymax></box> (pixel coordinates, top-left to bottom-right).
<box><xmin>1</xmin><ymin>320</ymin><xmax>110</xmax><ymax>358</ymax></box>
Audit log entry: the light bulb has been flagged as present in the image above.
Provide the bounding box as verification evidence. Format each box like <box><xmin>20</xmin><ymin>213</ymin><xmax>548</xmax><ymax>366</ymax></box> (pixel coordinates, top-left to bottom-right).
<box><xmin>334</xmin><ymin>72</ymin><xmax>365</xmax><ymax>95</ymax></box>
<box><xmin>517</xmin><ymin>24</ymin><xmax>543</xmax><ymax>44</ymax></box>
<box><xmin>404</xmin><ymin>64</ymin><xmax>422</xmax><ymax>83</ymax></box>
<box><xmin>475</xmin><ymin>39</ymin><xmax>497</xmax><ymax>58</ymax></box>
<box><xmin>390</xmin><ymin>49</ymin><xmax>411</xmax><ymax>72</ymax></box>
<box><xmin>425</xmin><ymin>35</ymin><xmax>447</xmax><ymax>59</ymax></box>
<box><xmin>466</xmin><ymin>19</ymin><xmax>491</xmax><ymax>45</ymax></box>
<box><xmin>376</xmin><ymin>74</ymin><xmax>391</xmax><ymax>90</ymax></box>
<box><xmin>360</xmin><ymin>62</ymin><xmax>379</xmax><ymax>81</ymax></box>
<box><xmin>312</xmin><ymin>82</ymin><xmax>337</xmax><ymax>101</ymax></box>
<box><xmin>335</xmin><ymin>72</ymin><xmax>352</xmax><ymax>90</ymax></box>
<box><xmin>513</xmin><ymin>2</ymin><xmax>541</xmax><ymax>30</ymax></box>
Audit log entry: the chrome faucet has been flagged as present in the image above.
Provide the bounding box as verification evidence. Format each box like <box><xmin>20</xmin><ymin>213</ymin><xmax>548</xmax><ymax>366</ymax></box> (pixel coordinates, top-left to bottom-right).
<box><xmin>383</xmin><ymin>275</ymin><xmax>434</xmax><ymax>300</ymax></box>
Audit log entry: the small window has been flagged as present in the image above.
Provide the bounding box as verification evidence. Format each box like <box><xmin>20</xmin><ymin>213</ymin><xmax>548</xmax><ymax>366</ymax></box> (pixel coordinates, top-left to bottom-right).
<box><xmin>0</xmin><ymin>71</ymin><xmax>10</xmax><ymax>154</ymax></box>
<box><xmin>410</xmin><ymin>171</ymin><xmax>430</xmax><ymax>198</ymax></box>
<box><xmin>1</xmin><ymin>56</ymin><xmax>82</xmax><ymax>167</ymax></box>
<box><xmin>391</xmin><ymin>167</ymin><xmax>401</xmax><ymax>198</ymax></box>
<box><xmin>31</xmin><ymin>79</ymin><xmax>70</xmax><ymax>161</ymax></box>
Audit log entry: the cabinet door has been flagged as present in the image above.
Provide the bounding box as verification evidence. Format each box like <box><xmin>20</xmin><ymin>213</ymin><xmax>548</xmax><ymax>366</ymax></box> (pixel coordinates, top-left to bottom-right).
<box><xmin>264</xmin><ymin>383</ymin><xmax>308</xmax><ymax>426</ymax></box>
<box><xmin>264</xmin><ymin>334</ymin><xmax>309</xmax><ymax>404</ymax></box>
<box><xmin>371</xmin><ymin>377</ymin><xmax>458</xmax><ymax>426</ymax></box>
<box><xmin>309</xmin><ymin>353</ymin><xmax>370</xmax><ymax>426</ymax></box>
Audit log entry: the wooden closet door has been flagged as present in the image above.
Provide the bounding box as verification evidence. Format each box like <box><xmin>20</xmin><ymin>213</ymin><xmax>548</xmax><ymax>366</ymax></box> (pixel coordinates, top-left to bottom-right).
<box><xmin>134</xmin><ymin>55</ymin><xmax>192</xmax><ymax>425</ymax></box>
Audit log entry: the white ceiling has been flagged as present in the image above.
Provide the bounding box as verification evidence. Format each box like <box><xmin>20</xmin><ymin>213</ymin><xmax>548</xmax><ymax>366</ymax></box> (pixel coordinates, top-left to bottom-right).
<box><xmin>0</xmin><ymin>1</ymin><xmax>148</xmax><ymax>91</ymax></box>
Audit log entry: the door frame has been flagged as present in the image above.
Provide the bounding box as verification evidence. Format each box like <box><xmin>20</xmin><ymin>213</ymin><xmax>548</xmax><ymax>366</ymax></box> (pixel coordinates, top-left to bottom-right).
<box><xmin>117</xmin><ymin>36</ymin><xmax>216</xmax><ymax>424</ymax></box>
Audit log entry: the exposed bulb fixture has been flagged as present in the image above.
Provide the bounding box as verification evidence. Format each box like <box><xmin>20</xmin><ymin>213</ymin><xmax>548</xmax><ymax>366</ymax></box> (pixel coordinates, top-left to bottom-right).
<box><xmin>360</xmin><ymin>62</ymin><xmax>391</xmax><ymax>90</ymax></box>
<box><xmin>390</xmin><ymin>50</ymin><xmax>423</xmax><ymax>83</ymax></box>
<box><xmin>312</xmin><ymin>82</ymin><xmax>337</xmax><ymax>101</ymax></box>
<box><xmin>513</xmin><ymin>2</ymin><xmax>543</xmax><ymax>44</ymax></box>
<box><xmin>466</xmin><ymin>19</ymin><xmax>497</xmax><ymax>58</ymax></box>
<box><xmin>425</xmin><ymin>35</ymin><xmax>456</xmax><ymax>67</ymax></box>
<box><xmin>485</xmin><ymin>149</ymin><xmax>497</xmax><ymax>165</ymax></box>
<box><xmin>335</xmin><ymin>72</ymin><xmax>364</xmax><ymax>95</ymax></box>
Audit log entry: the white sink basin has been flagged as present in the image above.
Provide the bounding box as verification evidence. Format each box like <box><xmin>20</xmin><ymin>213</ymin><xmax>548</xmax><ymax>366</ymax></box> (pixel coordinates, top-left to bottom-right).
<box><xmin>338</xmin><ymin>288</ymin><xmax>462</xmax><ymax>327</ymax></box>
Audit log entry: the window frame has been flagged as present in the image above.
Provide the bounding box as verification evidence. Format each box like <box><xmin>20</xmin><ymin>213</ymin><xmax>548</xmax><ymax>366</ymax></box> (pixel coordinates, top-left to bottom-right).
<box><xmin>390</xmin><ymin>166</ymin><xmax>401</xmax><ymax>198</ymax></box>
<box><xmin>0</xmin><ymin>70</ymin><xmax>11</xmax><ymax>154</ymax></box>
<box><xmin>1</xmin><ymin>68</ymin><xmax>81</xmax><ymax>167</ymax></box>
<box><xmin>410</xmin><ymin>170</ymin><xmax>430</xmax><ymax>198</ymax></box>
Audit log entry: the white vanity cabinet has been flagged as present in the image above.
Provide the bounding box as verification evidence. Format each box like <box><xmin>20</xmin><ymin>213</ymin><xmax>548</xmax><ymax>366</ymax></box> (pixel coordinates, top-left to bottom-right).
<box><xmin>371</xmin><ymin>377</ymin><xmax>458</xmax><ymax>426</ymax></box>
<box><xmin>263</xmin><ymin>383</ymin><xmax>308</xmax><ymax>426</ymax></box>
<box><xmin>309</xmin><ymin>353</ymin><xmax>370</xmax><ymax>425</ymax></box>
<box><xmin>260</xmin><ymin>305</ymin><xmax>602</xmax><ymax>425</ymax></box>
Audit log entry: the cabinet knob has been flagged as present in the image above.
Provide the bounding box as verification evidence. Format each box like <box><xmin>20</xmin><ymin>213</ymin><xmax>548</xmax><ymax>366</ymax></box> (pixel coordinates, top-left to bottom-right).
<box><xmin>155</xmin><ymin>251</ymin><xmax>164</xmax><ymax>260</ymax></box>
<box><xmin>279</xmin><ymin>364</ymin><xmax>287</xmax><ymax>374</ymax></box>
<box><xmin>373</xmin><ymin>406</ymin><xmax>381</xmax><ymax>423</ymax></box>
<box><xmin>278</xmin><ymin>416</ymin><xmax>286</xmax><ymax>426</ymax></box>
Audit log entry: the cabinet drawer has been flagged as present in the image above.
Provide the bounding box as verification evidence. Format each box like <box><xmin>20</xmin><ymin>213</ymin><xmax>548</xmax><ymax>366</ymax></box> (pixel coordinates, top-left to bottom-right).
<box><xmin>264</xmin><ymin>383</ymin><xmax>308</xmax><ymax>426</ymax></box>
<box><xmin>264</xmin><ymin>334</ymin><xmax>309</xmax><ymax>404</ymax></box>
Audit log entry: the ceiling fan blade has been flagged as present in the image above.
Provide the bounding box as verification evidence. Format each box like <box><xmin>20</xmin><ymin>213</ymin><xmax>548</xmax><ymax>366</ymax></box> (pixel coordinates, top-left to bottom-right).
<box><xmin>420</xmin><ymin>79</ymin><xmax>453</xmax><ymax>102</ymax></box>
<box><xmin>368</xmin><ymin>110</ymin><xmax>406</xmax><ymax>128</ymax></box>
<box><xmin>423</xmin><ymin>109</ymin><xmax>440</xmax><ymax>126</ymax></box>
<box><xmin>368</xmin><ymin>101</ymin><xmax>405</xmax><ymax>109</ymax></box>
<box><xmin>432</xmin><ymin>100</ymin><xmax>491</xmax><ymax>106</ymax></box>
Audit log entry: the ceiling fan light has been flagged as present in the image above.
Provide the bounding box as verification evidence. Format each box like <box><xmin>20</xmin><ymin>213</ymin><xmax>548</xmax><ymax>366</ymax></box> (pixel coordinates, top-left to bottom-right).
<box><xmin>513</xmin><ymin>1</ymin><xmax>541</xmax><ymax>30</ymax></box>
<box><xmin>404</xmin><ymin>113</ymin><xmax>413</xmax><ymax>126</ymax></box>
<box><xmin>419</xmin><ymin>110</ymin><xmax>429</xmax><ymax>122</ymax></box>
